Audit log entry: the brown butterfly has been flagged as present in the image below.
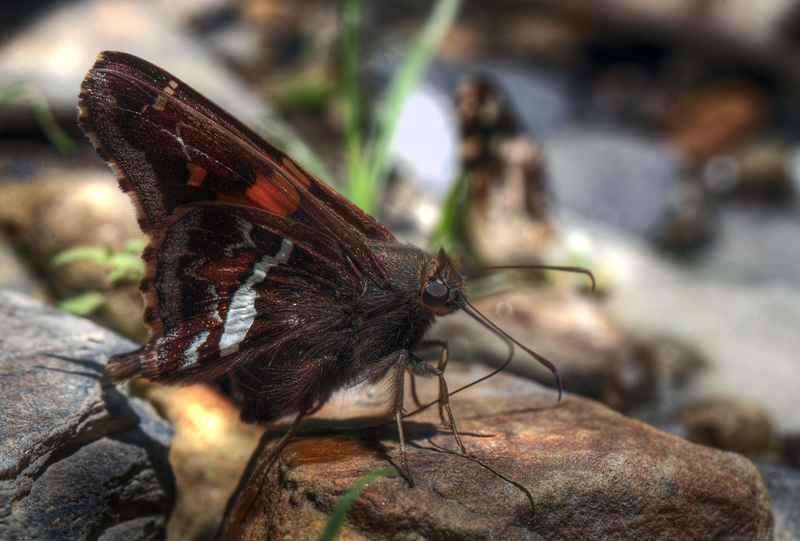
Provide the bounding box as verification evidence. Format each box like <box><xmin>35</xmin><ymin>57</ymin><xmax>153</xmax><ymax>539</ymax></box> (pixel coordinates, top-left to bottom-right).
<box><xmin>78</xmin><ymin>51</ymin><xmax>568</xmax><ymax>486</ymax></box>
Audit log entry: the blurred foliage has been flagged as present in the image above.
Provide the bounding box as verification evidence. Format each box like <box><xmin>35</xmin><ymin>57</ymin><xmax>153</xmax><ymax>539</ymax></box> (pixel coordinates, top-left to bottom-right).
<box><xmin>340</xmin><ymin>0</ymin><xmax>464</xmax><ymax>215</ymax></box>
<box><xmin>270</xmin><ymin>68</ymin><xmax>337</xmax><ymax>112</ymax></box>
<box><xmin>430</xmin><ymin>171</ymin><xmax>469</xmax><ymax>254</ymax></box>
<box><xmin>0</xmin><ymin>83</ymin><xmax>76</xmax><ymax>154</ymax></box>
<box><xmin>53</xmin><ymin>238</ymin><xmax>146</xmax><ymax>315</ymax></box>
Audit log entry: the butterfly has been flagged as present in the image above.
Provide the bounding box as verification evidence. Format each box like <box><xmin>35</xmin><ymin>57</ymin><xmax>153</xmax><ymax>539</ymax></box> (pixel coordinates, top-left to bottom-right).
<box><xmin>78</xmin><ymin>51</ymin><xmax>572</xmax><ymax>488</ymax></box>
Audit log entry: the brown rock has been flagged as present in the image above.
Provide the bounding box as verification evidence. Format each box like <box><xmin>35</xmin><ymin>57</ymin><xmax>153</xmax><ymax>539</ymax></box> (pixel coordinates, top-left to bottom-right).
<box><xmin>0</xmin><ymin>172</ymin><xmax>142</xmax><ymax>293</ymax></box>
<box><xmin>662</xmin><ymin>77</ymin><xmax>767</xmax><ymax>164</ymax></box>
<box><xmin>735</xmin><ymin>139</ymin><xmax>795</xmax><ymax>199</ymax></box>
<box><xmin>679</xmin><ymin>397</ymin><xmax>773</xmax><ymax>456</ymax></box>
<box><xmin>222</xmin><ymin>363</ymin><xmax>773</xmax><ymax>540</ymax></box>
<box><xmin>0</xmin><ymin>172</ymin><xmax>148</xmax><ymax>340</ymax></box>
<box><xmin>456</xmin><ymin>76</ymin><xmax>553</xmax><ymax>264</ymax></box>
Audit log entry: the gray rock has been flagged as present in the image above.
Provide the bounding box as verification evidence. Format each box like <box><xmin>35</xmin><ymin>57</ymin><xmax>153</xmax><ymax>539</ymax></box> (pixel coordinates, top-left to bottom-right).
<box><xmin>692</xmin><ymin>202</ymin><xmax>800</xmax><ymax>288</ymax></box>
<box><xmin>0</xmin><ymin>231</ymin><xmax>49</xmax><ymax>301</ymax></box>
<box><xmin>547</xmin><ymin>130</ymin><xmax>684</xmax><ymax>239</ymax></box>
<box><xmin>591</xmin><ymin>223</ymin><xmax>800</xmax><ymax>435</ymax></box>
<box><xmin>0</xmin><ymin>290</ymin><xmax>174</xmax><ymax>540</ymax></box>
<box><xmin>757</xmin><ymin>464</ymin><xmax>800</xmax><ymax>541</ymax></box>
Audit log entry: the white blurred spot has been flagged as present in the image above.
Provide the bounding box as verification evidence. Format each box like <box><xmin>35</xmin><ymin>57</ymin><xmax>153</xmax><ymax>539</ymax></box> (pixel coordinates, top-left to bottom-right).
<box><xmin>390</xmin><ymin>84</ymin><xmax>459</xmax><ymax>200</ymax></box>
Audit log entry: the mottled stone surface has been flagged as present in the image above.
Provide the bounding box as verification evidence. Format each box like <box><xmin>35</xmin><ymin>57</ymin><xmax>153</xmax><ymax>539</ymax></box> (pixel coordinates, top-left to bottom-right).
<box><xmin>0</xmin><ymin>290</ymin><xmax>174</xmax><ymax>540</ymax></box>
<box><xmin>223</xmin><ymin>364</ymin><xmax>773</xmax><ymax>540</ymax></box>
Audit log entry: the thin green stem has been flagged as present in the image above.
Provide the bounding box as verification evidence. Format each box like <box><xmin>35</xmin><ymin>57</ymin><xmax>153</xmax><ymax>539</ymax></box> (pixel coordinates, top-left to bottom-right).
<box><xmin>358</xmin><ymin>0</ymin><xmax>463</xmax><ymax>214</ymax></box>
<box><xmin>0</xmin><ymin>83</ymin><xmax>76</xmax><ymax>154</ymax></box>
<box><xmin>317</xmin><ymin>467</ymin><xmax>400</xmax><ymax>541</ymax></box>
<box><xmin>341</xmin><ymin>0</ymin><xmax>366</xmax><ymax>202</ymax></box>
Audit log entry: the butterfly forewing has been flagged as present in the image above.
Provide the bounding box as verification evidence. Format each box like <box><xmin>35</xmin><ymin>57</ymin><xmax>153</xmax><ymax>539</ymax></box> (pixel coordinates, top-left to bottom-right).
<box><xmin>78</xmin><ymin>52</ymin><xmax>393</xmax><ymax>261</ymax></box>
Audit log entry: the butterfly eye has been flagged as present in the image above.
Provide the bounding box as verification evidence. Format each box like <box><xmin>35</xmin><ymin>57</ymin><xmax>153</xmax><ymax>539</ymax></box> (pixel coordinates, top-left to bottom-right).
<box><xmin>422</xmin><ymin>282</ymin><xmax>449</xmax><ymax>308</ymax></box>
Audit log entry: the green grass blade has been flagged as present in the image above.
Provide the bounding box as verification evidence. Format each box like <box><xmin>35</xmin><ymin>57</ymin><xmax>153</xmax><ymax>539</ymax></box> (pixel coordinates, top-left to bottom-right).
<box><xmin>357</xmin><ymin>0</ymin><xmax>464</xmax><ymax>214</ymax></box>
<box><xmin>58</xmin><ymin>291</ymin><xmax>107</xmax><ymax>316</ymax></box>
<box><xmin>317</xmin><ymin>466</ymin><xmax>400</xmax><ymax>541</ymax></box>
<box><xmin>0</xmin><ymin>83</ymin><xmax>76</xmax><ymax>154</ymax></box>
<box><xmin>430</xmin><ymin>170</ymin><xmax>468</xmax><ymax>253</ymax></box>
<box><xmin>52</xmin><ymin>245</ymin><xmax>112</xmax><ymax>266</ymax></box>
<box><xmin>341</xmin><ymin>0</ymin><xmax>366</xmax><ymax>202</ymax></box>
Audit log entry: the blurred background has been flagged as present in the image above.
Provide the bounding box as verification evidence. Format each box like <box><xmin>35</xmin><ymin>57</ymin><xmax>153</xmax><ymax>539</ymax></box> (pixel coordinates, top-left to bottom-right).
<box><xmin>1</xmin><ymin>0</ymin><xmax>798</xmax><ymax>538</ymax></box>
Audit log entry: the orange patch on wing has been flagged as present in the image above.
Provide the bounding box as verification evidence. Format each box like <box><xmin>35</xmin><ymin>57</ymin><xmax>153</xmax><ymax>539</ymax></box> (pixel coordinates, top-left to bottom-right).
<box><xmin>281</xmin><ymin>158</ymin><xmax>315</xmax><ymax>189</ymax></box>
<box><xmin>186</xmin><ymin>163</ymin><xmax>207</xmax><ymax>186</ymax></box>
<box><xmin>243</xmin><ymin>173</ymin><xmax>300</xmax><ymax>215</ymax></box>
<box><xmin>217</xmin><ymin>194</ymin><xmax>256</xmax><ymax>207</ymax></box>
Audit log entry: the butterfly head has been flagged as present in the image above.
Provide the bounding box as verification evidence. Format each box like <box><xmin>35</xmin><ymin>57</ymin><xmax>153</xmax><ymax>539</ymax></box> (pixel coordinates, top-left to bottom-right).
<box><xmin>420</xmin><ymin>248</ymin><xmax>466</xmax><ymax>316</ymax></box>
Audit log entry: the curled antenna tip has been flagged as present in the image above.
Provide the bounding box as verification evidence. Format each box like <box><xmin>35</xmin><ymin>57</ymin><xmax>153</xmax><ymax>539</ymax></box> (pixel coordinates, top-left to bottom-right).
<box><xmin>553</xmin><ymin>368</ymin><xmax>563</xmax><ymax>401</ymax></box>
<box><xmin>585</xmin><ymin>270</ymin><xmax>597</xmax><ymax>292</ymax></box>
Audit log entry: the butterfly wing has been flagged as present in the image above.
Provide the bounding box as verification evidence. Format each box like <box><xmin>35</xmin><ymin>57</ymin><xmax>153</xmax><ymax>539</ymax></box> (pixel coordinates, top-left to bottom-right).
<box><xmin>78</xmin><ymin>51</ymin><xmax>393</xmax><ymax>276</ymax></box>
<box><xmin>78</xmin><ymin>52</ymin><xmax>394</xmax><ymax>405</ymax></box>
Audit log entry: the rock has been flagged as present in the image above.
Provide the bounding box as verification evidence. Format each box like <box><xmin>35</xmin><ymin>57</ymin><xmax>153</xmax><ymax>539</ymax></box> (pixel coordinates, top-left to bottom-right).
<box><xmin>784</xmin><ymin>434</ymin><xmax>800</xmax><ymax>468</ymax></box>
<box><xmin>661</xmin><ymin>77</ymin><xmax>767</xmax><ymax>165</ymax></box>
<box><xmin>380</xmin><ymin>60</ymin><xmax>574</xmax><ymax>217</ymax></box>
<box><xmin>0</xmin><ymin>230</ymin><xmax>50</xmax><ymax>301</ymax></box>
<box><xmin>221</xmin><ymin>363</ymin><xmax>773</xmax><ymax>540</ymax></box>
<box><xmin>457</xmin><ymin>75</ymin><xmax>554</xmax><ymax>263</ymax></box>
<box><xmin>136</xmin><ymin>383</ymin><xmax>265</xmax><ymax>541</ymax></box>
<box><xmin>595</xmin><ymin>222</ymin><xmax>800</xmax><ymax>433</ymax></box>
<box><xmin>0</xmin><ymin>172</ymin><xmax>142</xmax><ymax>295</ymax></box>
<box><xmin>692</xmin><ymin>201</ymin><xmax>800</xmax><ymax>288</ymax></box>
<box><xmin>679</xmin><ymin>397</ymin><xmax>773</xmax><ymax>456</ymax></box>
<box><xmin>0</xmin><ymin>0</ymin><xmax>325</xmax><ymax>179</ymax></box>
<box><xmin>432</xmin><ymin>287</ymin><xmax>654</xmax><ymax>411</ymax></box>
<box><xmin>757</xmin><ymin>464</ymin><xmax>800</xmax><ymax>541</ymax></box>
<box><xmin>0</xmin><ymin>172</ymin><xmax>148</xmax><ymax>342</ymax></box>
<box><xmin>735</xmin><ymin>139</ymin><xmax>795</xmax><ymax>199</ymax></box>
<box><xmin>546</xmin><ymin>130</ymin><xmax>691</xmax><ymax>243</ymax></box>
<box><xmin>0</xmin><ymin>290</ymin><xmax>174</xmax><ymax>540</ymax></box>
<box><xmin>639</xmin><ymin>336</ymin><xmax>705</xmax><ymax>387</ymax></box>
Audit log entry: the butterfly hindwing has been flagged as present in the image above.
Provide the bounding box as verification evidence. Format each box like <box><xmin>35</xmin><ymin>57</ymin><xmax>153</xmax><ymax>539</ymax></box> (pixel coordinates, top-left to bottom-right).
<box><xmin>109</xmin><ymin>202</ymin><xmax>362</xmax><ymax>385</ymax></box>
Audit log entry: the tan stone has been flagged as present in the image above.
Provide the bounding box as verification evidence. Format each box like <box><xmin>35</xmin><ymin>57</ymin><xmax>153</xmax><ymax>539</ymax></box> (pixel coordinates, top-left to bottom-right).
<box><xmin>222</xmin><ymin>364</ymin><xmax>773</xmax><ymax>540</ymax></box>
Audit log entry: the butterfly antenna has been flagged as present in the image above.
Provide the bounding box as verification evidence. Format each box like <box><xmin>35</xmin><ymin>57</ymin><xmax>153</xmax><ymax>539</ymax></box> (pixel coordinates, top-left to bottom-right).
<box><xmin>443</xmin><ymin>304</ymin><xmax>515</xmax><ymax>398</ymax></box>
<box><xmin>462</xmin><ymin>300</ymin><xmax>562</xmax><ymax>400</ymax></box>
<box><xmin>471</xmin><ymin>265</ymin><xmax>596</xmax><ymax>292</ymax></box>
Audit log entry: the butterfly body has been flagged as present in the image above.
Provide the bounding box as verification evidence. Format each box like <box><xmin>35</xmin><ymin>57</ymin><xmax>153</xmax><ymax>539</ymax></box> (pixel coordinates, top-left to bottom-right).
<box><xmin>78</xmin><ymin>52</ymin><xmax>466</xmax><ymax>432</ymax></box>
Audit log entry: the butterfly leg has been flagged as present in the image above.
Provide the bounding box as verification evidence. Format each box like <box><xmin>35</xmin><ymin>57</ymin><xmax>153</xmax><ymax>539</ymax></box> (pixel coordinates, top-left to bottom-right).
<box><xmin>414</xmin><ymin>340</ymin><xmax>464</xmax><ymax>449</ymax></box>
<box><xmin>407</xmin><ymin>343</ymin><xmax>469</xmax><ymax>458</ymax></box>
<box><xmin>408</xmin><ymin>373</ymin><xmax>423</xmax><ymax>408</ymax></box>
<box><xmin>392</xmin><ymin>350</ymin><xmax>415</xmax><ymax>487</ymax></box>
<box><xmin>428</xmin><ymin>340</ymin><xmax>469</xmax><ymax>457</ymax></box>
<box><xmin>413</xmin><ymin>339</ymin><xmax>447</xmax><ymax>422</ymax></box>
